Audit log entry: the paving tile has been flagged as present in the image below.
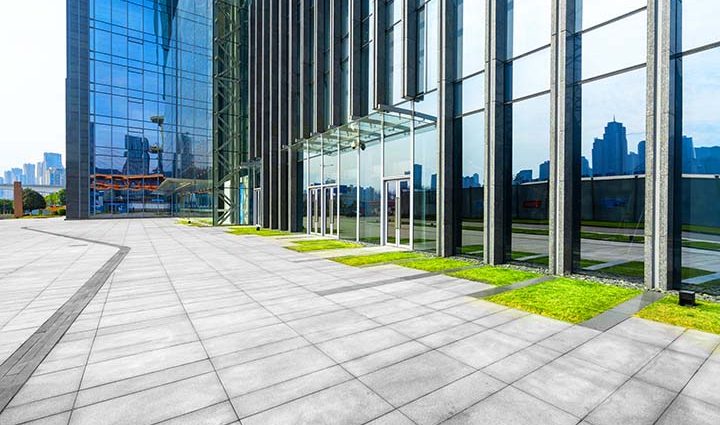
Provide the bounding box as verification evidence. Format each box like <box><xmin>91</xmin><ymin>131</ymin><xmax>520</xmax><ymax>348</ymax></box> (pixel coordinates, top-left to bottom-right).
<box><xmin>667</xmin><ymin>329</ymin><xmax>720</xmax><ymax>358</ymax></box>
<box><xmin>585</xmin><ymin>378</ymin><xmax>676</xmax><ymax>425</ymax></box>
<box><xmin>635</xmin><ymin>349</ymin><xmax>706</xmax><ymax>393</ymax></box>
<box><xmin>472</xmin><ymin>308</ymin><xmax>528</xmax><ymax>329</ymax></box>
<box><xmin>569</xmin><ymin>333</ymin><xmax>663</xmax><ymax>376</ymax></box>
<box><xmin>537</xmin><ymin>325</ymin><xmax>601</xmax><ymax>353</ymax></box>
<box><xmin>656</xmin><ymin>395</ymin><xmax>720</xmax><ymax>425</ymax></box>
<box><xmin>359</xmin><ymin>351</ymin><xmax>474</xmax><ymax>407</ymax></box>
<box><xmin>7</xmin><ymin>366</ymin><xmax>83</xmax><ymax>407</ymax></box>
<box><xmin>216</xmin><ymin>345</ymin><xmax>335</xmax><ymax>398</ymax></box>
<box><xmin>156</xmin><ymin>401</ymin><xmax>238</xmax><ymax>425</ymax></box>
<box><xmin>231</xmin><ymin>366</ymin><xmax>352</xmax><ymax>418</ymax></box>
<box><xmin>442</xmin><ymin>386</ymin><xmax>578</xmax><ymax>425</ymax></box>
<box><xmin>482</xmin><ymin>344</ymin><xmax>561</xmax><ymax>384</ymax></box>
<box><xmin>69</xmin><ymin>372</ymin><xmax>227</xmax><ymax>425</ymax></box>
<box><xmin>81</xmin><ymin>341</ymin><xmax>208</xmax><ymax>388</ymax></box>
<box><xmin>441</xmin><ymin>300</ymin><xmax>507</xmax><ymax>321</ymax></box>
<box><xmin>416</xmin><ymin>322</ymin><xmax>486</xmax><ymax>349</ymax></box>
<box><xmin>316</xmin><ymin>327</ymin><xmax>409</xmax><ymax>363</ymax></box>
<box><xmin>75</xmin><ymin>360</ymin><xmax>214</xmax><ymax>408</ymax></box>
<box><xmin>514</xmin><ymin>355</ymin><xmax>628</xmax><ymax>418</ymax></box>
<box><xmin>681</xmin><ymin>359</ymin><xmax>720</xmax><ymax>407</ymax></box>
<box><xmin>494</xmin><ymin>314</ymin><xmax>570</xmax><ymax>343</ymax></box>
<box><xmin>0</xmin><ymin>393</ymin><xmax>76</xmax><ymax>425</ymax></box>
<box><xmin>399</xmin><ymin>371</ymin><xmax>505</xmax><ymax>425</ymax></box>
<box><xmin>342</xmin><ymin>341</ymin><xmax>430</xmax><ymax>377</ymax></box>
<box><xmin>606</xmin><ymin>317</ymin><xmax>684</xmax><ymax>348</ymax></box>
<box><xmin>241</xmin><ymin>380</ymin><xmax>392</xmax><ymax>425</ymax></box>
<box><xmin>364</xmin><ymin>410</ymin><xmax>416</xmax><ymax>425</ymax></box>
<box><xmin>438</xmin><ymin>329</ymin><xmax>533</xmax><ymax>369</ymax></box>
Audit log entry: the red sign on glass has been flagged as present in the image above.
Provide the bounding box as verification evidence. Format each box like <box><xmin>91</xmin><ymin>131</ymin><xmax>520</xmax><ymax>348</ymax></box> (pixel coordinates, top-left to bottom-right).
<box><xmin>523</xmin><ymin>200</ymin><xmax>542</xmax><ymax>209</ymax></box>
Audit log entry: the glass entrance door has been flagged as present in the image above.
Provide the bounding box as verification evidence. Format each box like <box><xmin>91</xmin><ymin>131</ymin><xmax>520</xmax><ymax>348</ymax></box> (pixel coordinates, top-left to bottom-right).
<box><xmin>253</xmin><ymin>188</ymin><xmax>262</xmax><ymax>226</ymax></box>
<box><xmin>309</xmin><ymin>187</ymin><xmax>321</xmax><ymax>234</ymax></box>
<box><xmin>323</xmin><ymin>186</ymin><xmax>338</xmax><ymax>237</ymax></box>
<box><xmin>384</xmin><ymin>179</ymin><xmax>411</xmax><ymax>247</ymax></box>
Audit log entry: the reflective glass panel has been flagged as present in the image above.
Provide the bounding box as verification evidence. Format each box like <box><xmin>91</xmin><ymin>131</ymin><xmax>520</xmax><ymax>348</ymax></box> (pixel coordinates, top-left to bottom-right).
<box><xmin>680</xmin><ymin>47</ymin><xmax>720</xmax><ymax>293</ymax></box>
<box><xmin>414</xmin><ymin>124</ymin><xmax>438</xmax><ymax>251</ymax></box>
<box><xmin>339</xmin><ymin>146</ymin><xmax>358</xmax><ymax>240</ymax></box>
<box><xmin>578</xmin><ymin>11</ymin><xmax>646</xmax><ymax>80</ymax></box>
<box><xmin>458</xmin><ymin>112</ymin><xmax>485</xmax><ymax>255</ymax></box>
<box><xmin>576</xmin><ymin>0</ymin><xmax>646</xmax><ymax>30</ymax></box>
<box><xmin>359</xmin><ymin>141</ymin><xmax>382</xmax><ymax>243</ymax></box>
<box><xmin>509</xmin><ymin>48</ymin><xmax>550</xmax><ymax>99</ymax></box>
<box><xmin>507</xmin><ymin>0</ymin><xmax>551</xmax><ymax>58</ymax></box>
<box><xmin>578</xmin><ymin>68</ymin><xmax>646</xmax><ymax>279</ymax></box>
<box><xmin>680</xmin><ymin>0</ymin><xmax>720</xmax><ymax>52</ymax></box>
<box><xmin>509</xmin><ymin>94</ymin><xmax>550</xmax><ymax>265</ymax></box>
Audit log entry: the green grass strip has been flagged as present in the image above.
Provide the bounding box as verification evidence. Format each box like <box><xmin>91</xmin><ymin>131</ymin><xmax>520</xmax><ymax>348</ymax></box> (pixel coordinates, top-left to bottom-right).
<box><xmin>486</xmin><ymin>277</ymin><xmax>641</xmax><ymax>323</ymax></box>
<box><xmin>332</xmin><ymin>251</ymin><xmax>424</xmax><ymax>266</ymax></box>
<box><xmin>448</xmin><ymin>266</ymin><xmax>542</xmax><ymax>287</ymax></box>
<box><xmin>399</xmin><ymin>257</ymin><xmax>474</xmax><ymax>272</ymax></box>
<box><xmin>637</xmin><ymin>296</ymin><xmax>720</xmax><ymax>334</ymax></box>
<box><xmin>177</xmin><ymin>218</ymin><xmax>213</xmax><ymax>227</ymax></box>
<box><xmin>286</xmin><ymin>239</ymin><xmax>363</xmax><ymax>252</ymax></box>
<box><xmin>227</xmin><ymin>226</ymin><xmax>290</xmax><ymax>237</ymax></box>
<box><xmin>682</xmin><ymin>240</ymin><xmax>720</xmax><ymax>252</ymax></box>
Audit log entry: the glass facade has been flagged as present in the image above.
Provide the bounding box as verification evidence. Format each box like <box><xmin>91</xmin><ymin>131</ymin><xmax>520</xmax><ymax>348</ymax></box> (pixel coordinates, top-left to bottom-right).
<box><xmin>677</xmin><ymin>0</ymin><xmax>720</xmax><ymax>294</ymax></box>
<box><xmin>69</xmin><ymin>0</ymin><xmax>213</xmax><ymax>217</ymax></box>
<box><xmin>216</xmin><ymin>0</ymin><xmax>719</xmax><ymax>294</ymax></box>
<box><xmin>573</xmin><ymin>2</ymin><xmax>647</xmax><ymax>280</ymax></box>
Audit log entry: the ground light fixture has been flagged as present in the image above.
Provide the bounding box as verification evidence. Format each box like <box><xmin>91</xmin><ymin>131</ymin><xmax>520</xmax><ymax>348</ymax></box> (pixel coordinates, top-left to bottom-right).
<box><xmin>679</xmin><ymin>290</ymin><xmax>696</xmax><ymax>306</ymax></box>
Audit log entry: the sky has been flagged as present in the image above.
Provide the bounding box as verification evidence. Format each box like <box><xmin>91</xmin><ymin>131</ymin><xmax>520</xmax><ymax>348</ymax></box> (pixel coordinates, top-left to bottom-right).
<box><xmin>0</xmin><ymin>1</ymin><xmax>66</xmax><ymax>172</ymax></box>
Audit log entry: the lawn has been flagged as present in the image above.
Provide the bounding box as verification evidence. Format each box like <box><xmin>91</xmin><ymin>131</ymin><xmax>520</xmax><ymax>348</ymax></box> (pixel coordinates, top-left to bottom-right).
<box><xmin>485</xmin><ymin>278</ymin><xmax>642</xmax><ymax>323</ymax></box>
<box><xmin>227</xmin><ymin>226</ymin><xmax>290</xmax><ymax>237</ymax></box>
<box><xmin>178</xmin><ymin>218</ymin><xmax>213</xmax><ymax>227</ymax></box>
<box><xmin>459</xmin><ymin>244</ymin><xmax>484</xmax><ymax>255</ymax></box>
<box><xmin>286</xmin><ymin>239</ymin><xmax>363</xmax><ymax>252</ymax></box>
<box><xmin>637</xmin><ymin>296</ymin><xmax>720</xmax><ymax>334</ymax></box>
<box><xmin>399</xmin><ymin>257</ymin><xmax>475</xmax><ymax>272</ymax></box>
<box><xmin>332</xmin><ymin>251</ymin><xmax>424</xmax><ymax>266</ymax></box>
<box><xmin>448</xmin><ymin>266</ymin><xmax>542</xmax><ymax>287</ymax></box>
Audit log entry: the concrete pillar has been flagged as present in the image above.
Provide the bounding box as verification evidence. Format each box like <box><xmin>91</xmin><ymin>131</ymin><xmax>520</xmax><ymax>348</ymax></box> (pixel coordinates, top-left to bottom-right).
<box><xmin>484</xmin><ymin>0</ymin><xmax>510</xmax><ymax>265</ymax></box>
<box><xmin>313</xmin><ymin>0</ymin><xmax>326</xmax><ymax>132</ymax></box>
<box><xmin>645</xmin><ymin>0</ymin><xmax>680</xmax><ymax>290</ymax></box>
<box><xmin>438</xmin><ymin>0</ymin><xmax>457</xmax><ymax>257</ymax></box>
<box><xmin>261</xmin><ymin>0</ymin><xmax>271</xmax><ymax>226</ymax></box>
<box><xmin>13</xmin><ymin>182</ymin><xmax>23</xmax><ymax>218</ymax></box>
<box><xmin>278</xmin><ymin>0</ymin><xmax>289</xmax><ymax>230</ymax></box>
<box><xmin>548</xmin><ymin>0</ymin><xmax>579</xmax><ymax>275</ymax></box>
<box><xmin>289</xmin><ymin>1</ymin><xmax>302</xmax><ymax>232</ymax></box>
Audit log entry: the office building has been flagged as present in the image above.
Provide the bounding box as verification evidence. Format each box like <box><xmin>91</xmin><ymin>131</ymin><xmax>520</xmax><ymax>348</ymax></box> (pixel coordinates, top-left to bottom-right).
<box><xmin>64</xmin><ymin>1</ymin><xmax>720</xmax><ymax>293</ymax></box>
<box><xmin>66</xmin><ymin>0</ymin><xmax>214</xmax><ymax>218</ymax></box>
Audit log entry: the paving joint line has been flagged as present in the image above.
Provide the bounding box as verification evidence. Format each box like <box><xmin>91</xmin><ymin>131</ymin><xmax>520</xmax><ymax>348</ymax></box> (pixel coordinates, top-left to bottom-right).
<box><xmin>0</xmin><ymin>227</ymin><xmax>130</xmax><ymax>414</ymax></box>
<box><xmin>579</xmin><ymin>291</ymin><xmax>664</xmax><ymax>331</ymax></box>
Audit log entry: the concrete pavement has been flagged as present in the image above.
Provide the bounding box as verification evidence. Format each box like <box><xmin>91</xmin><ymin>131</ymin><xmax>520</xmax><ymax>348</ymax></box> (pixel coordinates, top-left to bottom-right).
<box><xmin>0</xmin><ymin>218</ymin><xmax>719</xmax><ymax>425</ymax></box>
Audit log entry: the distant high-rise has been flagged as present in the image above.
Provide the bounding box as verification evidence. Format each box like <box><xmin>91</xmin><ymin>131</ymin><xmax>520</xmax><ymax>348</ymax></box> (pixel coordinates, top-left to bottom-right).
<box><xmin>696</xmin><ymin>146</ymin><xmax>720</xmax><ymax>174</ymax></box>
<box><xmin>22</xmin><ymin>164</ymin><xmax>36</xmax><ymax>185</ymax></box>
<box><xmin>539</xmin><ymin>160</ymin><xmax>550</xmax><ymax>181</ymax></box>
<box><xmin>36</xmin><ymin>162</ymin><xmax>44</xmax><ymax>185</ymax></box>
<box><xmin>592</xmin><ymin>120</ymin><xmax>628</xmax><ymax>176</ymax></box>
<box><xmin>3</xmin><ymin>171</ymin><xmax>11</xmax><ymax>185</ymax></box>
<box><xmin>514</xmin><ymin>170</ymin><xmax>533</xmax><ymax>184</ymax></box>
<box><xmin>681</xmin><ymin>136</ymin><xmax>697</xmax><ymax>173</ymax></box>
<box><xmin>43</xmin><ymin>153</ymin><xmax>63</xmax><ymax>169</ymax></box>
<box><xmin>637</xmin><ymin>141</ymin><xmax>646</xmax><ymax>174</ymax></box>
<box><xmin>581</xmin><ymin>156</ymin><xmax>592</xmax><ymax>177</ymax></box>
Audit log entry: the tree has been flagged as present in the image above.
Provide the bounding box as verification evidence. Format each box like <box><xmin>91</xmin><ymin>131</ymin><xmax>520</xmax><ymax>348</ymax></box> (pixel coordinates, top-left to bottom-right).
<box><xmin>45</xmin><ymin>189</ymin><xmax>66</xmax><ymax>207</ymax></box>
<box><xmin>0</xmin><ymin>199</ymin><xmax>13</xmax><ymax>215</ymax></box>
<box><xmin>23</xmin><ymin>189</ymin><xmax>46</xmax><ymax>212</ymax></box>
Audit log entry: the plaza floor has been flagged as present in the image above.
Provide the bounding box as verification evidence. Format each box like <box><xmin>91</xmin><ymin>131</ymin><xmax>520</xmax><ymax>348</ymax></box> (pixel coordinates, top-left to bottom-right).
<box><xmin>0</xmin><ymin>218</ymin><xmax>719</xmax><ymax>425</ymax></box>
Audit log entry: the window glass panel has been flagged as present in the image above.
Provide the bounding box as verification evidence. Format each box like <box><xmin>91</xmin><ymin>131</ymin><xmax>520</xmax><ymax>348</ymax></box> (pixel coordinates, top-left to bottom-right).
<box><xmin>576</xmin><ymin>0</ymin><xmax>646</xmax><ymax>30</ymax></box>
<box><xmin>384</xmin><ymin>132</ymin><xmax>412</xmax><ymax>177</ymax></box>
<box><xmin>414</xmin><ymin>124</ymin><xmax>438</xmax><ymax>251</ymax></box>
<box><xmin>457</xmin><ymin>0</ymin><xmax>485</xmax><ymax>78</ymax></box>
<box><xmin>339</xmin><ymin>147</ymin><xmax>358</xmax><ymax>240</ymax></box>
<box><xmin>359</xmin><ymin>141</ymin><xmax>382</xmax><ymax>243</ymax></box>
<box><xmin>507</xmin><ymin>0</ymin><xmax>551</xmax><ymax>58</ymax></box>
<box><xmin>509</xmin><ymin>94</ymin><xmax>550</xmax><ymax>265</ymax></box>
<box><xmin>680</xmin><ymin>0</ymin><xmax>720</xmax><ymax>52</ymax></box>
<box><xmin>680</xmin><ymin>47</ymin><xmax>720</xmax><ymax>293</ymax></box>
<box><xmin>579</xmin><ymin>68</ymin><xmax>646</xmax><ymax>278</ymax></box>
<box><xmin>458</xmin><ymin>112</ymin><xmax>485</xmax><ymax>255</ymax></box>
<box><xmin>578</xmin><ymin>12</ymin><xmax>646</xmax><ymax>80</ymax></box>
<box><xmin>460</xmin><ymin>72</ymin><xmax>485</xmax><ymax>114</ymax></box>
<box><xmin>509</xmin><ymin>48</ymin><xmax>550</xmax><ymax>99</ymax></box>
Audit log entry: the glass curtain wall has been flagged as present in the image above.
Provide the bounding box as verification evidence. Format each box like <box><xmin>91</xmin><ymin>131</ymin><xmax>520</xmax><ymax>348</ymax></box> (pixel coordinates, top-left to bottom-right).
<box><xmin>385</xmin><ymin>0</ymin><xmax>404</xmax><ymax>104</ymax></box>
<box><xmin>455</xmin><ymin>0</ymin><xmax>486</xmax><ymax>256</ymax></box>
<box><xmin>572</xmin><ymin>1</ymin><xmax>647</xmax><ymax>279</ymax></box>
<box><xmin>338</xmin><ymin>0</ymin><xmax>351</xmax><ymax>123</ymax></box>
<box><xmin>505</xmin><ymin>0</ymin><xmax>551</xmax><ymax>266</ymax></box>
<box><xmin>677</xmin><ymin>0</ymin><xmax>720</xmax><ymax>293</ymax></box>
<box><xmin>360</xmin><ymin>1</ymin><xmax>375</xmax><ymax>114</ymax></box>
<box><xmin>359</xmin><ymin>138</ymin><xmax>382</xmax><ymax>243</ymax></box>
<box><xmin>89</xmin><ymin>0</ymin><xmax>213</xmax><ymax>217</ymax></box>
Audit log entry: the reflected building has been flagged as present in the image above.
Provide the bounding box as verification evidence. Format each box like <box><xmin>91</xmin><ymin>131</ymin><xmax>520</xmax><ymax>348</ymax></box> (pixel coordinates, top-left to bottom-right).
<box><xmin>66</xmin><ymin>0</ymin><xmax>213</xmax><ymax>218</ymax></box>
